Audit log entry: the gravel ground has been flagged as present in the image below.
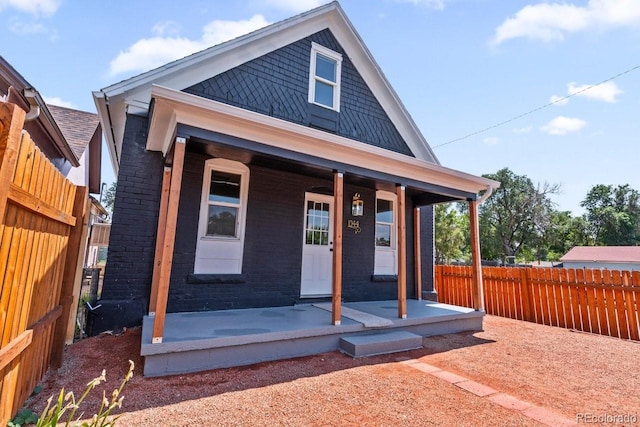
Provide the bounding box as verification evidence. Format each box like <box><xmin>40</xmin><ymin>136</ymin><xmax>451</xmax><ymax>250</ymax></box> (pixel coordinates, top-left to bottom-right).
<box><xmin>25</xmin><ymin>315</ymin><xmax>640</xmax><ymax>426</ymax></box>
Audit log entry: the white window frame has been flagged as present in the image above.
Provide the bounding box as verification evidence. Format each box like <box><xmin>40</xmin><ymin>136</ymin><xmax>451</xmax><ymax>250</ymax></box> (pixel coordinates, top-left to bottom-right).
<box><xmin>195</xmin><ymin>158</ymin><xmax>250</xmax><ymax>274</ymax></box>
<box><xmin>308</xmin><ymin>42</ymin><xmax>342</xmax><ymax>112</ymax></box>
<box><xmin>374</xmin><ymin>190</ymin><xmax>398</xmax><ymax>275</ymax></box>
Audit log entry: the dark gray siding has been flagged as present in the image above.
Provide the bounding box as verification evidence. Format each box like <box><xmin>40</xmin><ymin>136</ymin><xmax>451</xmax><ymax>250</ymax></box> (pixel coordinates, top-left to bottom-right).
<box><xmin>184</xmin><ymin>29</ymin><xmax>413</xmax><ymax>156</ymax></box>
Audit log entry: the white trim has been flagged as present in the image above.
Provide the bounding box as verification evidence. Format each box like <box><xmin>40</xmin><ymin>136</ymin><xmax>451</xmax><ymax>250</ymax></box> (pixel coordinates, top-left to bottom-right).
<box><xmin>308</xmin><ymin>42</ymin><xmax>342</xmax><ymax>111</ymax></box>
<box><xmin>194</xmin><ymin>158</ymin><xmax>249</xmax><ymax>274</ymax></box>
<box><xmin>148</xmin><ymin>86</ymin><xmax>499</xmax><ymax>195</ymax></box>
<box><xmin>93</xmin><ymin>1</ymin><xmax>442</xmax><ymax>172</ymax></box>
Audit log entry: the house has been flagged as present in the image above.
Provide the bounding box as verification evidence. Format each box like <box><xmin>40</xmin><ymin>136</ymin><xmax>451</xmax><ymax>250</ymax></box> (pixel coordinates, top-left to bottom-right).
<box><xmin>0</xmin><ymin>56</ymin><xmax>80</xmax><ymax>173</ymax></box>
<box><xmin>92</xmin><ymin>2</ymin><xmax>499</xmax><ymax>375</ymax></box>
<box><xmin>561</xmin><ymin>246</ymin><xmax>640</xmax><ymax>271</ymax></box>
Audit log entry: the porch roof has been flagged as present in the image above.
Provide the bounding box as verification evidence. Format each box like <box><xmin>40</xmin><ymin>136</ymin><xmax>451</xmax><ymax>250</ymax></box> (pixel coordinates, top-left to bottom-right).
<box><xmin>148</xmin><ymin>85</ymin><xmax>499</xmax><ymax>201</ymax></box>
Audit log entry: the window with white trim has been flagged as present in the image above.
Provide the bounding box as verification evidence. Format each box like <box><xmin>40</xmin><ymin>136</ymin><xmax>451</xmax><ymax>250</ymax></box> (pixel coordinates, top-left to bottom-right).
<box><xmin>308</xmin><ymin>42</ymin><xmax>342</xmax><ymax>111</ymax></box>
<box><xmin>374</xmin><ymin>191</ymin><xmax>398</xmax><ymax>275</ymax></box>
<box><xmin>195</xmin><ymin>159</ymin><xmax>249</xmax><ymax>274</ymax></box>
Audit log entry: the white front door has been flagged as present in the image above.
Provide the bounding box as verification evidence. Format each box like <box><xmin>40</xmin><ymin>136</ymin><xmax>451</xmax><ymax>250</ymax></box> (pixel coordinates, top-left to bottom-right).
<box><xmin>300</xmin><ymin>193</ymin><xmax>334</xmax><ymax>297</ymax></box>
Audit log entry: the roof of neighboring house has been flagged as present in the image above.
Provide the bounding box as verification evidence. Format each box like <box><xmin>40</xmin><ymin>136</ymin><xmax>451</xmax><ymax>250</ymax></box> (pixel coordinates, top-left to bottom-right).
<box><xmin>94</xmin><ymin>1</ymin><xmax>439</xmax><ymax>174</ymax></box>
<box><xmin>561</xmin><ymin>246</ymin><xmax>640</xmax><ymax>264</ymax></box>
<box><xmin>48</xmin><ymin>104</ymin><xmax>100</xmax><ymax>158</ymax></box>
<box><xmin>0</xmin><ymin>55</ymin><xmax>79</xmax><ymax>167</ymax></box>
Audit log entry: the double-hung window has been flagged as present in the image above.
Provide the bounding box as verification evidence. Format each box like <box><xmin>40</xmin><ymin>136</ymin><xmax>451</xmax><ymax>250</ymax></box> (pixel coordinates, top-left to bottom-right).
<box><xmin>308</xmin><ymin>42</ymin><xmax>342</xmax><ymax>111</ymax></box>
<box><xmin>374</xmin><ymin>191</ymin><xmax>398</xmax><ymax>275</ymax></box>
<box><xmin>195</xmin><ymin>158</ymin><xmax>249</xmax><ymax>274</ymax></box>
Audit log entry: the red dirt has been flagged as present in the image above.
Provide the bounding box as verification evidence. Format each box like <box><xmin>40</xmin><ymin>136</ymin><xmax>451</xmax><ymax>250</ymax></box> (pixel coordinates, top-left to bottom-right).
<box><xmin>25</xmin><ymin>315</ymin><xmax>640</xmax><ymax>426</ymax></box>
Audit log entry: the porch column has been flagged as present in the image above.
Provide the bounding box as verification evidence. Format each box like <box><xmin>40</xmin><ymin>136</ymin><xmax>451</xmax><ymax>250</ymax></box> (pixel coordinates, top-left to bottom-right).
<box><xmin>152</xmin><ymin>137</ymin><xmax>186</xmax><ymax>343</ymax></box>
<box><xmin>332</xmin><ymin>171</ymin><xmax>344</xmax><ymax>325</ymax></box>
<box><xmin>414</xmin><ymin>207</ymin><xmax>422</xmax><ymax>301</ymax></box>
<box><xmin>397</xmin><ymin>185</ymin><xmax>407</xmax><ymax>319</ymax></box>
<box><xmin>149</xmin><ymin>166</ymin><xmax>172</xmax><ymax>315</ymax></box>
<box><xmin>469</xmin><ymin>199</ymin><xmax>484</xmax><ymax>311</ymax></box>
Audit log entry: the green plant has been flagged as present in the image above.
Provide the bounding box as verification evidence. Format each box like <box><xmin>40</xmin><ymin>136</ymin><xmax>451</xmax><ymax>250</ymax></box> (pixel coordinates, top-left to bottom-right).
<box><xmin>36</xmin><ymin>360</ymin><xmax>134</xmax><ymax>427</ymax></box>
<box><xmin>7</xmin><ymin>408</ymin><xmax>39</xmax><ymax>427</ymax></box>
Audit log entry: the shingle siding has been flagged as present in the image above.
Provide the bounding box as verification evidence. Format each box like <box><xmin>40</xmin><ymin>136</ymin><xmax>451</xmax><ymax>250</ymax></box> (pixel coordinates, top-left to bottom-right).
<box><xmin>184</xmin><ymin>29</ymin><xmax>413</xmax><ymax>156</ymax></box>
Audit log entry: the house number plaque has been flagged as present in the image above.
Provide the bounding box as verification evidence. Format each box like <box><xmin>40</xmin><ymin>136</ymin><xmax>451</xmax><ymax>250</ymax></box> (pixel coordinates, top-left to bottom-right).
<box><xmin>347</xmin><ymin>219</ymin><xmax>361</xmax><ymax>234</ymax></box>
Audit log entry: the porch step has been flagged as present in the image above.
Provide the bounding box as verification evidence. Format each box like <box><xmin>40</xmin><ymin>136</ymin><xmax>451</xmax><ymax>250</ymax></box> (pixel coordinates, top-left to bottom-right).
<box><xmin>339</xmin><ymin>331</ymin><xmax>423</xmax><ymax>357</ymax></box>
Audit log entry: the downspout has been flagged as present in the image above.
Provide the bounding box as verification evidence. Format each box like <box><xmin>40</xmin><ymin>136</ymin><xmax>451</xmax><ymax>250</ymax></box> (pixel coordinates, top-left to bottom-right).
<box><xmin>23</xmin><ymin>88</ymin><xmax>40</xmax><ymax>122</ymax></box>
<box><xmin>476</xmin><ymin>185</ymin><xmax>494</xmax><ymax>205</ymax></box>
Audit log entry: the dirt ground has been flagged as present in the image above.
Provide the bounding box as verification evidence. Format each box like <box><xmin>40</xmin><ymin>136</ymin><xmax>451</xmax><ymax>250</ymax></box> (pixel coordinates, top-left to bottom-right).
<box><xmin>25</xmin><ymin>315</ymin><xmax>640</xmax><ymax>426</ymax></box>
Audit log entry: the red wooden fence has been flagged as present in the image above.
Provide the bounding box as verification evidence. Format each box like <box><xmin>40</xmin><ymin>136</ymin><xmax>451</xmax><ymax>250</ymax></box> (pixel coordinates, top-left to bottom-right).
<box><xmin>435</xmin><ymin>265</ymin><xmax>640</xmax><ymax>341</ymax></box>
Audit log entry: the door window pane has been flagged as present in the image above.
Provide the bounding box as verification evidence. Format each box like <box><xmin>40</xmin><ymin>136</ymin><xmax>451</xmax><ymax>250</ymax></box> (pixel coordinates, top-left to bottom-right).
<box><xmin>305</xmin><ymin>201</ymin><xmax>330</xmax><ymax>245</ymax></box>
<box><xmin>207</xmin><ymin>205</ymin><xmax>238</xmax><ymax>237</ymax></box>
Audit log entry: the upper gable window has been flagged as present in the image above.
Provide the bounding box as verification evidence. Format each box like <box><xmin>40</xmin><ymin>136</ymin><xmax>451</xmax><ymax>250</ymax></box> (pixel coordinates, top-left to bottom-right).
<box><xmin>308</xmin><ymin>42</ymin><xmax>342</xmax><ymax>111</ymax></box>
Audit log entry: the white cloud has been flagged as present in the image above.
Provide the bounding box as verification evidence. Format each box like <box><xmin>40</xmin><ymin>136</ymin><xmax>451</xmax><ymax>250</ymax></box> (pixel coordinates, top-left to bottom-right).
<box><xmin>483</xmin><ymin>136</ymin><xmax>499</xmax><ymax>145</ymax></box>
<box><xmin>549</xmin><ymin>95</ymin><xmax>569</xmax><ymax>105</ymax></box>
<box><xmin>151</xmin><ymin>21</ymin><xmax>181</xmax><ymax>37</ymax></box>
<box><xmin>109</xmin><ymin>15</ymin><xmax>270</xmax><ymax>77</ymax></box>
<box><xmin>512</xmin><ymin>126</ymin><xmax>533</xmax><ymax>134</ymax></box>
<box><xmin>9</xmin><ymin>16</ymin><xmax>46</xmax><ymax>34</ymax></box>
<box><xmin>0</xmin><ymin>0</ymin><xmax>60</xmax><ymax>16</ymax></box>
<box><xmin>492</xmin><ymin>0</ymin><xmax>640</xmax><ymax>45</ymax></box>
<box><xmin>44</xmin><ymin>96</ymin><xmax>76</xmax><ymax>109</ymax></box>
<box><xmin>396</xmin><ymin>0</ymin><xmax>448</xmax><ymax>10</ymax></box>
<box><xmin>263</xmin><ymin>0</ymin><xmax>326</xmax><ymax>13</ymax></box>
<box><xmin>567</xmin><ymin>81</ymin><xmax>622</xmax><ymax>103</ymax></box>
<box><xmin>541</xmin><ymin>116</ymin><xmax>587</xmax><ymax>135</ymax></box>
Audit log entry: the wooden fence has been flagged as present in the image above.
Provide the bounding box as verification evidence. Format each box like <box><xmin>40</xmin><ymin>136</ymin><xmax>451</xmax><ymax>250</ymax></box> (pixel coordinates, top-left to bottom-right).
<box><xmin>0</xmin><ymin>102</ymin><xmax>86</xmax><ymax>424</ymax></box>
<box><xmin>435</xmin><ymin>265</ymin><xmax>640</xmax><ymax>341</ymax></box>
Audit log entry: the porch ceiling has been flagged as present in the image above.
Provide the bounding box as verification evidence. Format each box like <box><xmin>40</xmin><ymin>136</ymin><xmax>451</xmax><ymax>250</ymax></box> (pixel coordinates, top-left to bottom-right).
<box><xmin>148</xmin><ymin>85</ymin><xmax>499</xmax><ymax>202</ymax></box>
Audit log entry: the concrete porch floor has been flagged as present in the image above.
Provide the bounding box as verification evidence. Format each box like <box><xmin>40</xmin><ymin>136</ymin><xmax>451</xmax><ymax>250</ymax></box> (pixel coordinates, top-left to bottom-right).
<box><xmin>141</xmin><ymin>300</ymin><xmax>484</xmax><ymax>377</ymax></box>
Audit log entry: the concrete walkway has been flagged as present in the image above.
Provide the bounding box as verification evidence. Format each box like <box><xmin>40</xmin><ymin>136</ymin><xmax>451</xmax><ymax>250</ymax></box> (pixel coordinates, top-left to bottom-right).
<box><xmin>401</xmin><ymin>359</ymin><xmax>577</xmax><ymax>427</ymax></box>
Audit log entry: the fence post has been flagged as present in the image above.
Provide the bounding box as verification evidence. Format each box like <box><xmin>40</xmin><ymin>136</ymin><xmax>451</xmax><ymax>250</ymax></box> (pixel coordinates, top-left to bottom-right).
<box><xmin>50</xmin><ymin>186</ymin><xmax>87</xmax><ymax>369</ymax></box>
<box><xmin>0</xmin><ymin>103</ymin><xmax>25</xmax><ymax>222</ymax></box>
<box><xmin>519</xmin><ymin>268</ymin><xmax>533</xmax><ymax>322</ymax></box>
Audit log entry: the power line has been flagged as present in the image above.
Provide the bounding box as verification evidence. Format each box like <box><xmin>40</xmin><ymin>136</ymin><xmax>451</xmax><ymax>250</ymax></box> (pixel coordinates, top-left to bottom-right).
<box><xmin>432</xmin><ymin>64</ymin><xmax>640</xmax><ymax>149</ymax></box>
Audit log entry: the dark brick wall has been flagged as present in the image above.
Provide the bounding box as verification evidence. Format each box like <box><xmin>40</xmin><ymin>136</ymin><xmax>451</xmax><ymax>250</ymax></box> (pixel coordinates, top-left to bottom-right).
<box><xmin>164</xmin><ymin>154</ymin><xmax>417</xmax><ymax>312</ymax></box>
<box><xmin>184</xmin><ymin>29</ymin><xmax>413</xmax><ymax>156</ymax></box>
<box><xmin>93</xmin><ymin>115</ymin><xmax>164</xmax><ymax>333</ymax></box>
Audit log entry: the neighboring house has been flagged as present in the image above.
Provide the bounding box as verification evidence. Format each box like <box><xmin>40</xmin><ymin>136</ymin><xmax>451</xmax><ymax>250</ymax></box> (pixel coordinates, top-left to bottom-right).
<box><xmin>561</xmin><ymin>246</ymin><xmax>640</xmax><ymax>271</ymax></box>
<box><xmin>92</xmin><ymin>2</ymin><xmax>499</xmax><ymax>339</ymax></box>
<box><xmin>0</xmin><ymin>56</ymin><xmax>79</xmax><ymax>173</ymax></box>
<box><xmin>1</xmin><ymin>55</ymin><xmax>107</xmax><ymax>343</ymax></box>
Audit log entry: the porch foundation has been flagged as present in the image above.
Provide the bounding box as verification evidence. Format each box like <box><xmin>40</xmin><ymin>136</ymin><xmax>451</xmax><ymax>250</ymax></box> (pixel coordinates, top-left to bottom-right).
<box><xmin>140</xmin><ymin>300</ymin><xmax>483</xmax><ymax>377</ymax></box>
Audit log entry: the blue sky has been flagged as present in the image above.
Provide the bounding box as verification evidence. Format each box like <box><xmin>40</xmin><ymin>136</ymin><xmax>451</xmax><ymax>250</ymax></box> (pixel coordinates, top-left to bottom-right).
<box><xmin>2</xmin><ymin>0</ymin><xmax>639</xmax><ymax>215</ymax></box>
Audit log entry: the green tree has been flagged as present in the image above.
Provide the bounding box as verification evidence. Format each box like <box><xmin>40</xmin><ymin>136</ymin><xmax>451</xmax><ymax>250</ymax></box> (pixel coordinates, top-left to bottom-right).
<box><xmin>539</xmin><ymin>210</ymin><xmax>590</xmax><ymax>261</ymax></box>
<box><xmin>580</xmin><ymin>184</ymin><xmax>640</xmax><ymax>245</ymax></box>
<box><xmin>434</xmin><ymin>203</ymin><xmax>468</xmax><ymax>264</ymax></box>
<box><xmin>479</xmin><ymin>168</ymin><xmax>560</xmax><ymax>262</ymax></box>
<box><xmin>101</xmin><ymin>181</ymin><xmax>117</xmax><ymax>220</ymax></box>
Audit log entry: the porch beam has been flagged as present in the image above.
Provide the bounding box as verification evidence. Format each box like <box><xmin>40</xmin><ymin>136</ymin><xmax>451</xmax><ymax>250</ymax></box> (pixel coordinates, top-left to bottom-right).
<box><xmin>397</xmin><ymin>185</ymin><xmax>407</xmax><ymax>319</ymax></box>
<box><xmin>332</xmin><ymin>171</ymin><xmax>344</xmax><ymax>325</ymax></box>
<box><xmin>152</xmin><ymin>137</ymin><xmax>186</xmax><ymax>343</ymax></box>
<box><xmin>149</xmin><ymin>166</ymin><xmax>172</xmax><ymax>316</ymax></box>
<box><xmin>414</xmin><ymin>207</ymin><xmax>422</xmax><ymax>301</ymax></box>
<box><xmin>469</xmin><ymin>199</ymin><xmax>484</xmax><ymax>311</ymax></box>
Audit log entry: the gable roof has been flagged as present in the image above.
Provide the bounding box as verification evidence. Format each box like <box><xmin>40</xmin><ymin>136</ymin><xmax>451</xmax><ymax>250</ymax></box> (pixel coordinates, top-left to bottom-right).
<box><xmin>94</xmin><ymin>1</ymin><xmax>438</xmax><ymax>175</ymax></box>
<box><xmin>0</xmin><ymin>55</ymin><xmax>79</xmax><ymax>167</ymax></box>
<box><xmin>48</xmin><ymin>104</ymin><xmax>100</xmax><ymax>158</ymax></box>
<box><xmin>561</xmin><ymin>246</ymin><xmax>640</xmax><ymax>264</ymax></box>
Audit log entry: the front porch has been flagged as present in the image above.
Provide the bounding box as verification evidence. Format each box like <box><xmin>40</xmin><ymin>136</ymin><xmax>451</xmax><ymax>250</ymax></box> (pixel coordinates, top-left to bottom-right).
<box><xmin>140</xmin><ymin>299</ymin><xmax>483</xmax><ymax>377</ymax></box>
